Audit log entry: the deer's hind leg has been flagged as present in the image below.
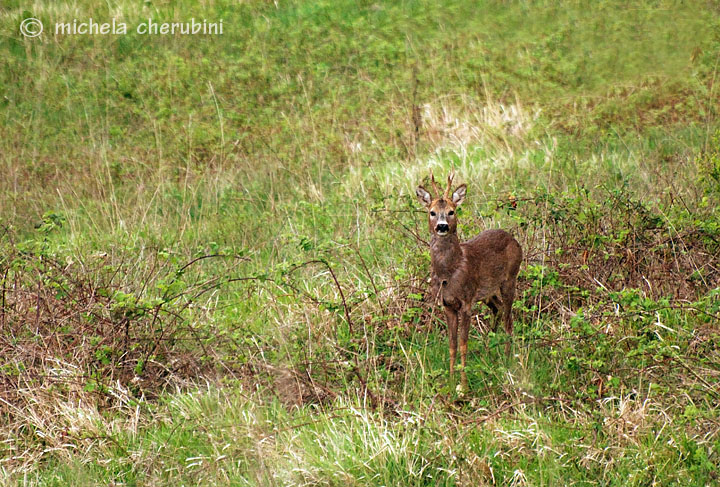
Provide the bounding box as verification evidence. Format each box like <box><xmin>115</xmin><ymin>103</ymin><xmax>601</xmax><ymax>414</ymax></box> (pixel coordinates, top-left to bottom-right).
<box><xmin>500</xmin><ymin>280</ymin><xmax>516</xmax><ymax>355</ymax></box>
<box><xmin>484</xmin><ymin>295</ymin><xmax>502</xmax><ymax>332</ymax></box>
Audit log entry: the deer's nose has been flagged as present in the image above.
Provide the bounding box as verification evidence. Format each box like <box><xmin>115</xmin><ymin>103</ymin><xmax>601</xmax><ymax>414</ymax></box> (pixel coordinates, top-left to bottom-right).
<box><xmin>436</xmin><ymin>223</ymin><xmax>449</xmax><ymax>233</ymax></box>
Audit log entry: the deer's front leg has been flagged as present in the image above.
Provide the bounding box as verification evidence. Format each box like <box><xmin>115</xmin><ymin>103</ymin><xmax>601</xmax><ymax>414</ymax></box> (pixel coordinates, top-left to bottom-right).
<box><xmin>444</xmin><ymin>307</ymin><xmax>459</xmax><ymax>379</ymax></box>
<box><xmin>458</xmin><ymin>309</ymin><xmax>470</xmax><ymax>391</ymax></box>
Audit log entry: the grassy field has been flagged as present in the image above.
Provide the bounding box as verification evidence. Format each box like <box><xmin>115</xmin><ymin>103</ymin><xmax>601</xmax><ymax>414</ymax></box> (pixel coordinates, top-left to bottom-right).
<box><xmin>1</xmin><ymin>0</ymin><xmax>719</xmax><ymax>485</ymax></box>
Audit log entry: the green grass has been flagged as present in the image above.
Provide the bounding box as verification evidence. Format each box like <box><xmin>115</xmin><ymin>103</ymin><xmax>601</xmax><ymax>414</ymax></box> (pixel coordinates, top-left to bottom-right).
<box><xmin>1</xmin><ymin>0</ymin><xmax>720</xmax><ymax>485</ymax></box>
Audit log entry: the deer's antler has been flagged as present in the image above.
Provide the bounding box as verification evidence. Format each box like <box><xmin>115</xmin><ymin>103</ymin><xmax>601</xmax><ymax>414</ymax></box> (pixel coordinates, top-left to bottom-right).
<box><xmin>429</xmin><ymin>170</ymin><xmax>442</xmax><ymax>198</ymax></box>
<box><xmin>444</xmin><ymin>169</ymin><xmax>455</xmax><ymax>199</ymax></box>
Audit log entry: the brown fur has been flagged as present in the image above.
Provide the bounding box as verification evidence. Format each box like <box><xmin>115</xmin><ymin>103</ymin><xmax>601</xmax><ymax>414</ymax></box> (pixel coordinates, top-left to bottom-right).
<box><xmin>416</xmin><ymin>172</ymin><xmax>522</xmax><ymax>387</ymax></box>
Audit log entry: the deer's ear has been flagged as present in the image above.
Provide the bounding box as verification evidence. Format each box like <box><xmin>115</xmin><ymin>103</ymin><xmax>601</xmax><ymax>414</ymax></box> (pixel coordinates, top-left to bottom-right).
<box><xmin>452</xmin><ymin>184</ymin><xmax>466</xmax><ymax>206</ymax></box>
<box><xmin>416</xmin><ymin>186</ymin><xmax>432</xmax><ymax>207</ymax></box>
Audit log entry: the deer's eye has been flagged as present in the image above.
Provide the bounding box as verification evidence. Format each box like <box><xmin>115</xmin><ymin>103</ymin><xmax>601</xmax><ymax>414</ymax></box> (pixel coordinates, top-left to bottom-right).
<box><xmin>448</xmin><ymin>210</ymin><xmax>454</xmax><ymax>216</ymax></box>
<box><xmin>430</xmin><ymin>211</ymin><xmax>436</xmax><ymax>217</ymax></box>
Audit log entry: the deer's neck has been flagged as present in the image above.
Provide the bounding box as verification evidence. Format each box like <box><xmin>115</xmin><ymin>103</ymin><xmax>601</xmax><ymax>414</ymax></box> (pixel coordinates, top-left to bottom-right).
<box><xmin>430</xmin><ymin>234</ymin><xmax>463</xmax><ymax>281</ymax></box>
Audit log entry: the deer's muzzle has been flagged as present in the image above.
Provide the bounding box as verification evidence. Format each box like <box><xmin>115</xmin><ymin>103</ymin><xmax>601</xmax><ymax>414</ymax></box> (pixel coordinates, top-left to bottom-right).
<box><xmin>435</xmin><ymin>223</ymin><xmax>449</xmax><ymax>235</ymax></box>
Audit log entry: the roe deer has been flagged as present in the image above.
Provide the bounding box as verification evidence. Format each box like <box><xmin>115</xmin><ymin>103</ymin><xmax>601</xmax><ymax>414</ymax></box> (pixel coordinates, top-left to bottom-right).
<box><xmin>416</xmin><ymin>171</ymin><xmax>522</xmax><ymax>388</ymax></box>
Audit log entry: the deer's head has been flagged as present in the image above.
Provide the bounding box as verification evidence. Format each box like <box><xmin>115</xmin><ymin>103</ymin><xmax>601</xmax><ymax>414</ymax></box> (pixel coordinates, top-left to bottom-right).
<box><xmin>416</xmin><ymin>171</ymin><xmax>467</xmax><ymax>237</ymax></box>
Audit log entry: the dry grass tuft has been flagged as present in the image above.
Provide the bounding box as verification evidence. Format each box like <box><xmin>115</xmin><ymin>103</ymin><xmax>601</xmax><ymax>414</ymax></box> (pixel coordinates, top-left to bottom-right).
<box><xmin>420</xmin><ymin>97</ymin><xmax>537</xmax><ymax>152</ymax></box>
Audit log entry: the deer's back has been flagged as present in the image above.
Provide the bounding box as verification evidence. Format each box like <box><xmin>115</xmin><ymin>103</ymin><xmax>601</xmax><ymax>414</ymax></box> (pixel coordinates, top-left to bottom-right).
<box><xmin>461</xmin><ymin>229</ymin><xmax>522</xmax><ymax>282</ymax></box>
